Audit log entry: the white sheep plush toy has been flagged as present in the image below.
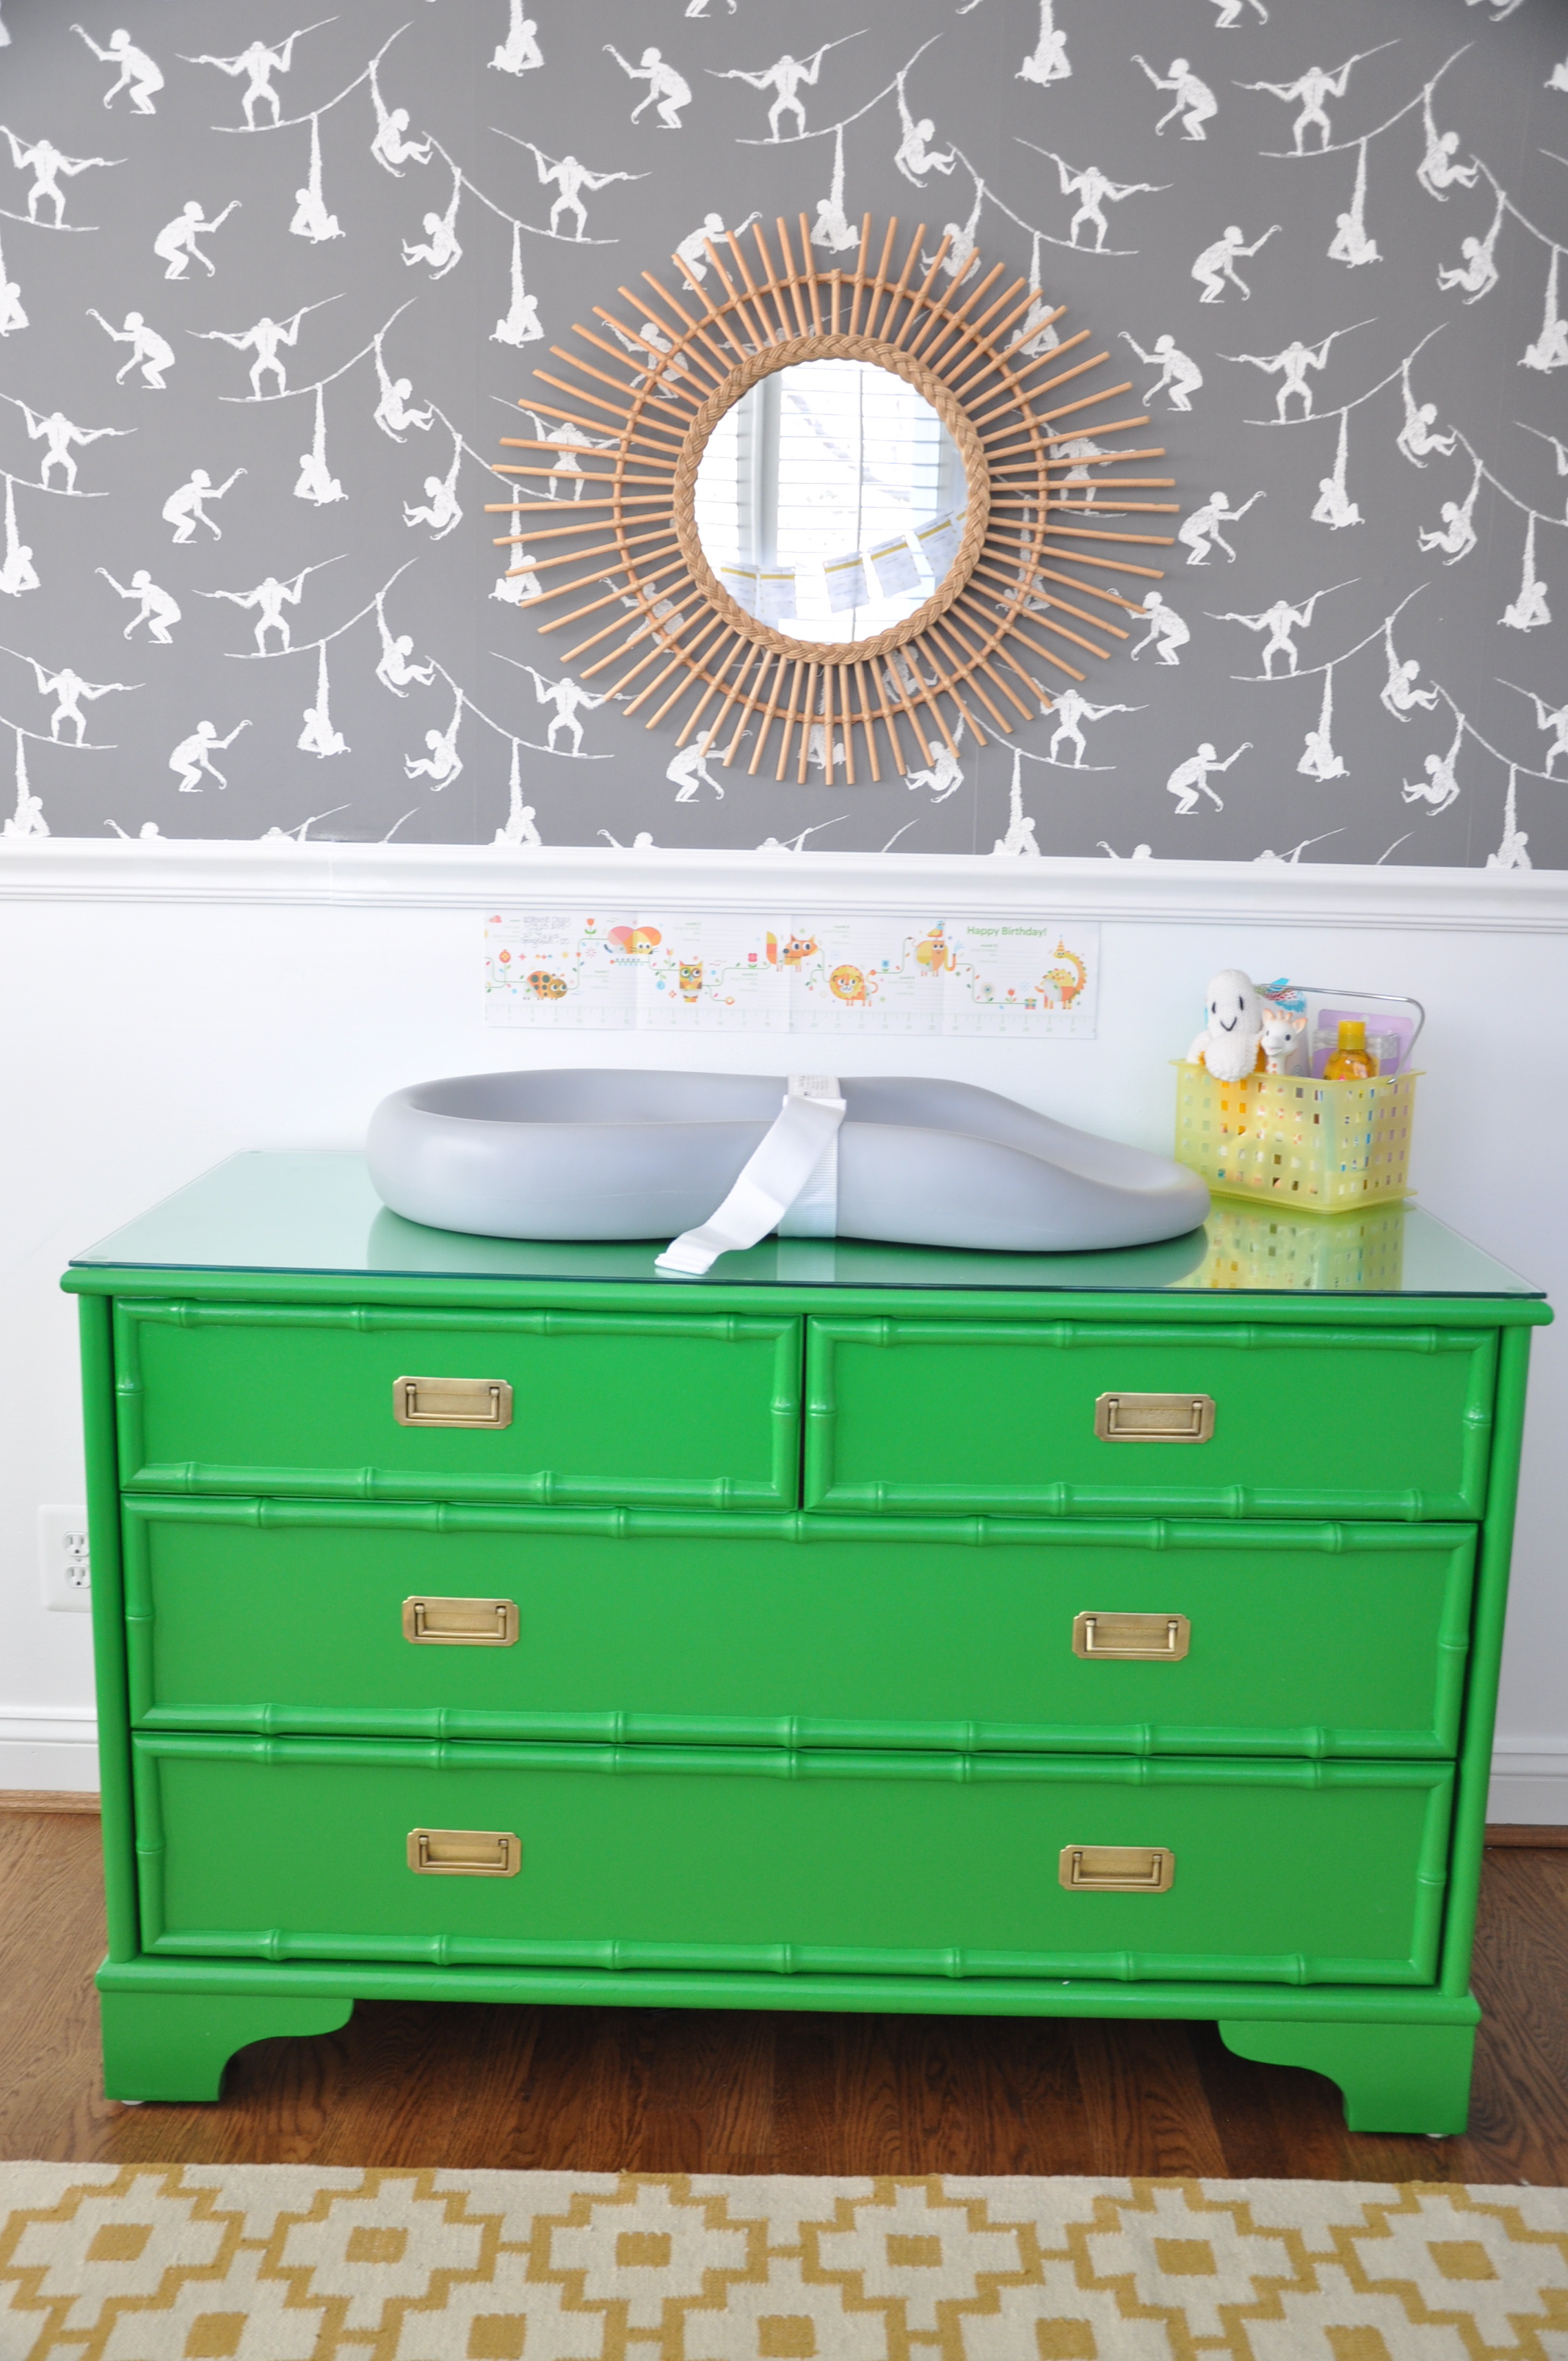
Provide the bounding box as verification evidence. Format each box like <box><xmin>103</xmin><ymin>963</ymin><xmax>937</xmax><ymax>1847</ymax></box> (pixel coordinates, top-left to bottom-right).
<box><xmin>1187</xmin><ymin>968</ymin><xmax>1265</xmax><ymax>1081</ymax></box>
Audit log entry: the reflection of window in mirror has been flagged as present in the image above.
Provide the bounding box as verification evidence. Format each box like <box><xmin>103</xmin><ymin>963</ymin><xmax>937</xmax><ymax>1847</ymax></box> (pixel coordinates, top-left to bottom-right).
<box><xmin>693</xmin><ymin>358</ymin><xmax>968</xmax><ymax>644</ymax></box>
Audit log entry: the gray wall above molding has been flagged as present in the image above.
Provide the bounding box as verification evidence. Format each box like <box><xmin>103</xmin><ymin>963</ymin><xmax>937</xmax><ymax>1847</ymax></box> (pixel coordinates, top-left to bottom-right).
<box><xmin>0</xmin><ymin>0</ymin><xmax>1564</xmax><ymax>865</ymax></box>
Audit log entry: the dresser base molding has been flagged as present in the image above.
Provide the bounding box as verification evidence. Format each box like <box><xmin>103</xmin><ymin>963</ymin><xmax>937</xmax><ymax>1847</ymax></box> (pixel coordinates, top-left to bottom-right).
<box><xmin>95</xmin><ymin>1956</ymin><xmax>1480</xmax><ymax>2128</ymax></box>
<box><xmin>97</xmin><ymin>1982</ymin><xmax>353</xmax><ymax>2105</ymax></box>
<box><xmin>1216</xmin><ymin>2017</ymin><xmax>1478</xmax><ymax>2136</ymax></box>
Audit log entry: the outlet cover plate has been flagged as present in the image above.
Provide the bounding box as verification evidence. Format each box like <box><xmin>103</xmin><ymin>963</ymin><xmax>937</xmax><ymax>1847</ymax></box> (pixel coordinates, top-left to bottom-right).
<box><xmin>40</xmin><ymin>1506</ymin><xmax>92</xmax><ymax>1614</ymax></box>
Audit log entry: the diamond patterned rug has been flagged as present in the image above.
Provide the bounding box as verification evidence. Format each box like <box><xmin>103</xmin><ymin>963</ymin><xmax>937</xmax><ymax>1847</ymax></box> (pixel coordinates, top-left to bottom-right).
<box><xmin>2</xmin><ymin>2166</ymin><xmax>1566</xmax><ymax>2360</ymax></box>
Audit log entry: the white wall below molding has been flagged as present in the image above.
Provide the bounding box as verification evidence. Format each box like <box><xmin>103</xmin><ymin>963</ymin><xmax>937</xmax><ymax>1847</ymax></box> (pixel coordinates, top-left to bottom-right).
<box><xmin>3</xmin><ymin>844</ymin><xmax>1563</xmax><ymax>1807</ymax></box>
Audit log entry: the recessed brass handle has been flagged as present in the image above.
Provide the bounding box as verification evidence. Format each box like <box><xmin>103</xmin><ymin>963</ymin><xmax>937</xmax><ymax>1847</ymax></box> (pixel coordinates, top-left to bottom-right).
<box><xmin>1059</xmin><ymin>1845</ymin><xmax>1175</xmax><ymax>1893</ymax></box>
<box><xmin>407</xmin><ymin>1827</ymin><xmax>521</xmax><ymax>1877</ymax></box>
<box><xmin>402</xmin><ymin>1596</ymin><xmax>519</xmax><ymax>1647</ymax></box>
<box><xmin>393</xmin><ymin>1377</ymin><xmax>514</xmax><ymax>1430</ymax></box>
<box><xmin>1073</xmin><ymin>1611</ymin><xmax>1191</xmax><ymax>1662</ymax></box>
<box><xmin>1094</xmin><ymin>1391</ymin><xmax>1215</xmax><ymax>1444</ymax></box>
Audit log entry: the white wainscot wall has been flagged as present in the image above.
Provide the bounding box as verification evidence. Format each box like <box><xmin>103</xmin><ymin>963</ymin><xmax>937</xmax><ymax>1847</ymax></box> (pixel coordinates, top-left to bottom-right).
<box><xmin>2</xmin><ymin>839</ymin><xmax>1564</xmax><ymax>1818</ymax></box>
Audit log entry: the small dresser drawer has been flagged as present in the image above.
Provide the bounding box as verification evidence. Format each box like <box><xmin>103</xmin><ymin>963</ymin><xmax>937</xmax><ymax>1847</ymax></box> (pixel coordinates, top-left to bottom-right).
<box><xmin>123</xmin><ymin>1501</ymin><xmax>1476</xmax><ymax>1760</ymax></box>
<box><xmin>805</xmin><ymin>1319</ymin><xmax>1496</xmax><ymax>1519</ymax></box>
<box><xmin>131</xmin><ymin>1734</ymin><xmax>1453</xmax><ymax>1987</ymax></box>
<box><xmin>113</xmin><ymin>1301</ymin><xmax>801</xmax><ymax>1509</ymax></box>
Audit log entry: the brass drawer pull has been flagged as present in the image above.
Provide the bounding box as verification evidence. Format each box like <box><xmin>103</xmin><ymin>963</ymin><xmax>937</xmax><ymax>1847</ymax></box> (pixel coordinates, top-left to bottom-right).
<box><xmin>1059</xmin><ymin>1845</ymin><xmax>1175</xmax><ymax>1893</ymax></box>
<box><xmin>407</xmin><ymin>1827</ymin><xmax>521</xmax><ymax>1877</ymax></box>
<box><xmin>402</xmin><ymin>1596</ymin><xmax>519</xmax><ymax>1647</ymax></box>
<box><xmin>1073</xmin><ymin>1611</ymin><xmax>1191</xmax><ymax>1662</ymax></box>
<box><xmin>393</xmin><ymin>1377</ymin><xmax>514</xmax><ymax>1429</ymax></box>
<box><xmin>1094</xmin><ymin>1391</ymin><xmax>1215</xmax><ymax>1444</ymax></box>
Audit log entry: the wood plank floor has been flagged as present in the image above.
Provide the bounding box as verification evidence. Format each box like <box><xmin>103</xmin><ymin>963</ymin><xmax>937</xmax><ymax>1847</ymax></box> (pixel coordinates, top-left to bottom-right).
<box><xmin>3</xmin><ymin>1810</ymin><xmax>1565</xmax><ymax>2182</ymax></box>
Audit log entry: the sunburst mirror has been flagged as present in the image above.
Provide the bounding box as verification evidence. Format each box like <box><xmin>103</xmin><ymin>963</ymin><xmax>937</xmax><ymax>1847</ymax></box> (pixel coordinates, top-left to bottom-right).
<box><xmin>489</xmin><ymin>214</ymin><xmax>1180</xmax><ymax>786</ymax></box>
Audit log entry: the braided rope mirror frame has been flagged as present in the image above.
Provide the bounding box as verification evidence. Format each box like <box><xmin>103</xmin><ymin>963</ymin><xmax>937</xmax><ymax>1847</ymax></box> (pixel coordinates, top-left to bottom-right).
<box><xmin>489</xmin><ymin>214</ymin><xmax>1180</xmax><ymax>788</ymax></box>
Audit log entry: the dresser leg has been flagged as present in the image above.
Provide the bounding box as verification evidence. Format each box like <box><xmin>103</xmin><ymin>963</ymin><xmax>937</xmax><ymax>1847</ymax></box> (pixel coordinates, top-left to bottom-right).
<box><xmin>1216</xmin><ymin>2018</ymin><xmax>1476</xmax><ymax>2135</ymax></box>
<box><xmin>98</xmin><ymin>1988</ymin><xmax>354</xmax><ymax>2103</ymax></box>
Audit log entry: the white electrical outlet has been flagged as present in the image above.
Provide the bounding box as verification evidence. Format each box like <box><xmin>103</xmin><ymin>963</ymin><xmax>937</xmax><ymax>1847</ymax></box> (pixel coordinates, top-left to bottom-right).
<box><xmin>40</xmin><ymin>1506</ymin><xmax>92</xmax><ymax>1614</ymax></box>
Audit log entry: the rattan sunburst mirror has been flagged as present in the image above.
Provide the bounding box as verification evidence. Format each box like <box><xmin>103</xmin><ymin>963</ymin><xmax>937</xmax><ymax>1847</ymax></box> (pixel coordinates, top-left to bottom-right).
<box><xmin>488</xmin><ymin>214</ymin><xmax>1179</xmax><ymax>786</ymax></box>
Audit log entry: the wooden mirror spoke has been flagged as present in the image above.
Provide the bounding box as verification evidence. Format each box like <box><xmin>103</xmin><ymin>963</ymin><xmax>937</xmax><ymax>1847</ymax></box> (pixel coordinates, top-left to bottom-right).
<box><xmin>494</xmin><ymin>216</ymin><xmax>1182</xmax><ymax>779</ymax></box>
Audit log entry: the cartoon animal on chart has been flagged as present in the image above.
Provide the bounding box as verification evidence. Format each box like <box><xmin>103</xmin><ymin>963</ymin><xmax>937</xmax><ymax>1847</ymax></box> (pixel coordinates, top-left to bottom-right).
<box><xmin>829</xmin><ymin>964</ymin><xmax>871</xmax><ymax>1004</ymax></box>
<box><xmin>1042</xmin><ymin>942</ymin><xmax>1087</xmax><ymax>1007</ymax></box>
<box><xmin>678</xmin><ymin>960</ymin><xmax>703</xmax><ymax>1004</ymax></box>
<box><xmin>526</xmin><ymin>970</ymin><xmax>567</xmax><ymax>998</ymax></box>
<box><xmin>914</xmin><ymin>928</ymin><xmax>953</xmax><ymax>977</ymax></box>
<box><xmin>780</xmin><ymin>933</ymin><xmax>819</xmax><ymax>965</ymax></box>
<box><xmin>607</xmin><ymin>924</ymin><xmax>661</xmax><ymax>958</ymax></box>
<box><xmin>1187</xmin><ymin>969</ymin><xmax>1264</xmax><ymax>1081</ymax></box>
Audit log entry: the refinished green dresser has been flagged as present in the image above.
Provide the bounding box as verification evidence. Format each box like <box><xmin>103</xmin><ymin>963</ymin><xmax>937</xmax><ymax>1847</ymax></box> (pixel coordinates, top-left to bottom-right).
<box><xmin>62</xmin><ymin>1157</ymin><xmax>1550</xmax><ymax>2129</ymax></box>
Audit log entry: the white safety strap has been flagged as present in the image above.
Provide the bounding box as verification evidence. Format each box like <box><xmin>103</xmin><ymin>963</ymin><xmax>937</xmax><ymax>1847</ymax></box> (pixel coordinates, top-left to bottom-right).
<box><xmin>655</xmin><ymin>1074</ymin><xmax>846</xmax><ymax>1277</ymax></box>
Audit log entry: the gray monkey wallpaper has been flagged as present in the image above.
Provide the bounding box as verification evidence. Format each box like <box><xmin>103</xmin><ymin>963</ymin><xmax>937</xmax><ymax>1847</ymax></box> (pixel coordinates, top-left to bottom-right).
<box><xmin>0</xmin><ymin>0</ymin><xmax>1564</xmax><ymax>863</ymax></box>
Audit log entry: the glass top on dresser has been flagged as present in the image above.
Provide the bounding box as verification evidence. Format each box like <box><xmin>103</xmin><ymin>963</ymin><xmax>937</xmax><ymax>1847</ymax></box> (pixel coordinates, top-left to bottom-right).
<box><xmin>70</xmin><ymin>1153</ymin><xmax>1542</xmax><ymax>1299</ymax></box>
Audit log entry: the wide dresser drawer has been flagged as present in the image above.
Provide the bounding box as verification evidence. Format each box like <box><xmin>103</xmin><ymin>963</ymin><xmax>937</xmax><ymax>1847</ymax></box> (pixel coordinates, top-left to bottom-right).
<box><xmin>123</xmin><ymin>1500</ymin><xmax>1476</xmax><ymax>1758</ymax></box>
<box><xmin>113</xmin><ymin>1301</ymin><xmax>801</xmax><ymax>1509</ymax></box>
<box><xmin>131</xmin><ymin>1735</ymin><xmax>1453</xmax><ymax>1985</ymax></box>
<box><xmin>805</xmin><ymin>1319</ymin><xmax>1496</xmax><ymax>1518</ymax></box>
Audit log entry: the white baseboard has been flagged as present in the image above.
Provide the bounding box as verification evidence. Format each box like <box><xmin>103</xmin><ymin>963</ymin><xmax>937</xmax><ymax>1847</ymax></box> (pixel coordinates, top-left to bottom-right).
<box><xmin>0</xmin><ymin>1708</ymin><xmax>99</xmax><ymax>1795</ymax></box>
<box><xmin>1487</xmin><ymin>1744</ymin><xmax>1568</xmax><ymax>1827</ymax></box>
<box><xmin>4</xmin><ymin>1708</ymin><xmax>1564</xmax><ymax>1824</ymax></box>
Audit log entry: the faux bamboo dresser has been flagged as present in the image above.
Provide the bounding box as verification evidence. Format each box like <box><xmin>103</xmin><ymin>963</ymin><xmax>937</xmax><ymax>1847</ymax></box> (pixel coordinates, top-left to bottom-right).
<box><xmin>63</xmin><ymin>1155</ymin><xmax>1550</xmax><ymax>2130</ymax></box>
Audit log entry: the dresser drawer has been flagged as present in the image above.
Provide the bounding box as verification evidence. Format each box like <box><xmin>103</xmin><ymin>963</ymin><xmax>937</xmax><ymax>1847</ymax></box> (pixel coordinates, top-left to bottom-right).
<box><xmin>112</xmin><ymin>1301</ymin><xmax>801</xmax><ymax>1509</ymax></box>
<box><xmin>123</xmin><ymin>1501</ymin><xmax>1476</xmax><ymax>1760</ymax></box>
<box><xmin>131</xmin><ymin>1736</ymin><xmax>1453</xmax><ymax>1986</ymax></box>
<box><xmin>805</xmin><ymin>1319</ymin><xmax>1496</xmax><ymax>1518</ymax></box>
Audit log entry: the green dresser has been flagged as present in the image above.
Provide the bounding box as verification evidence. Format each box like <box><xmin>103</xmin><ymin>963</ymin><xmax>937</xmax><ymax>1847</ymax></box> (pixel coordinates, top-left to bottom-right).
<box><xmin>63</xmin><ymin>1156</ymin><xmax>1550</xmax><ymax>2130</ymax></box>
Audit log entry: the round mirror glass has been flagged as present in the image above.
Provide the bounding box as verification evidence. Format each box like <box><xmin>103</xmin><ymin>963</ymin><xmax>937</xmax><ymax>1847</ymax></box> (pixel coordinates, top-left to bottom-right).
<box><xmin>692</xmin><ymin>357</ymin><xmax>969</xmax><ymax>645</ymax></box>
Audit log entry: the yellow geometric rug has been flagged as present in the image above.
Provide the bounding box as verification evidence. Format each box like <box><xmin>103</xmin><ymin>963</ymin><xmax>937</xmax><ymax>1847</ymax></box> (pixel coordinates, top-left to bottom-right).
<box><xmin>1</xmin><ymin>2166</ymin><xmax>1566</xmax><ymax>2360</ymax></box>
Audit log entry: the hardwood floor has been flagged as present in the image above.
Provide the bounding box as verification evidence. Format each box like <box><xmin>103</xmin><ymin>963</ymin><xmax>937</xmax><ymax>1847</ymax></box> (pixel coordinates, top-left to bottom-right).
<box><xmin>3</xmin><ymin>1810</ymin><xmax>1565</xmax><ymax>2182</ymax></box>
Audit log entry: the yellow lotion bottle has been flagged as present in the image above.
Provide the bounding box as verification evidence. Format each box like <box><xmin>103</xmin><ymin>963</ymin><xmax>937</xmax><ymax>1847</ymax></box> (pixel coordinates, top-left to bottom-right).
<box><xmin>1323</xmin><ymin>1018</ymin><xmax>1379</xmax><ymax>1081</ymax></box>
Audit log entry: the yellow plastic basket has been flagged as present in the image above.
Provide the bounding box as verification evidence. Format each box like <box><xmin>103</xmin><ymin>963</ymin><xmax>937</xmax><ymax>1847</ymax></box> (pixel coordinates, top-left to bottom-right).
<box><xmin>1173</xmin><ymin>1061</ymin><xmax>1418</xmax><ymax>1213</ymax></box>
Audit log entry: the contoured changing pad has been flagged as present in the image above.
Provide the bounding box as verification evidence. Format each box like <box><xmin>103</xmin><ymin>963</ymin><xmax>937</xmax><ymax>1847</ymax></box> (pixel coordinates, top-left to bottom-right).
<box><xmin>367</xmin><ymin>1070</ymin><xmax>1210</xmax><ymax>1255</ymax></box>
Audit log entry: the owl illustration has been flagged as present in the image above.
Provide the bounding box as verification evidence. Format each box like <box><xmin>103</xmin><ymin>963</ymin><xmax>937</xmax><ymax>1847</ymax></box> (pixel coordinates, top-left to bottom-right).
<box><xmin>678</xmin><ymin>959</ymin><xmax>703</xmax><ymax>1003</ymax></box>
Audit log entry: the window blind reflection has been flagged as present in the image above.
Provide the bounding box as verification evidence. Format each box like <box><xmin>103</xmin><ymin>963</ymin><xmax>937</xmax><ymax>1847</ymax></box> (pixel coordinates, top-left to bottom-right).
<box><xmin>693</xmin><ymin>358</ymin><xmax>968</xmax><ymax>643</ymax></box>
